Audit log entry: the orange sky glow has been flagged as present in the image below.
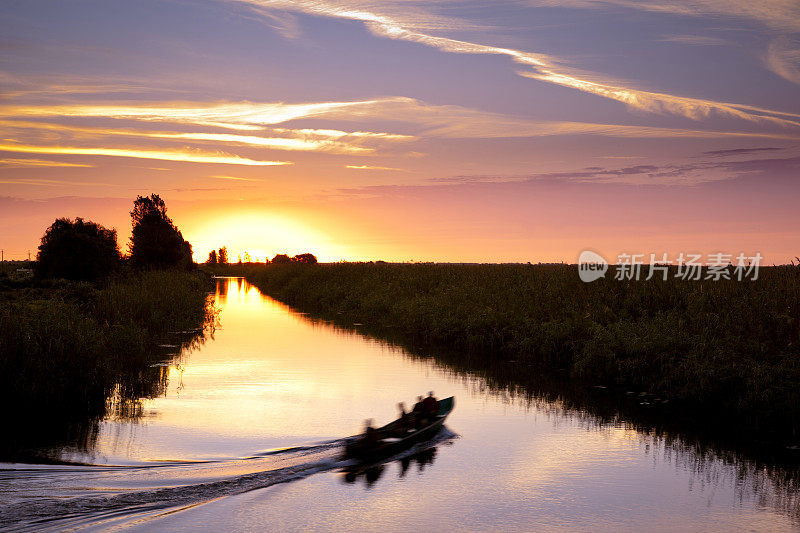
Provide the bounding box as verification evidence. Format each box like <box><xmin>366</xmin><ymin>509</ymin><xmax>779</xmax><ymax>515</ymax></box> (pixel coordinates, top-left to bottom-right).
<box><xmin>1</xmin><ymin>1</ymin><xmax>799</xmax><ymax>263</ymax></box>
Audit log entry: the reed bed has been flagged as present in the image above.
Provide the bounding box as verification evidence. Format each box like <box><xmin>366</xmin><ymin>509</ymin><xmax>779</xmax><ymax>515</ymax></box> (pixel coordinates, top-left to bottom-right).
<box><xmin>0</xmin><ymin>271</ymin><xmax>214</xmax><ymax>420</ymax></box>
<box><xmin>240</xmin><ymin>262</ymin><xmax>800</xmax><ymax>440</ymax></box>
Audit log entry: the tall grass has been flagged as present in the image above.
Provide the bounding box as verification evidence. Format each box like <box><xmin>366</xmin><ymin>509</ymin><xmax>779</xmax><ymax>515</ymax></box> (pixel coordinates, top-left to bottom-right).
<box><xmin>0</xmin><ymin>271</ymin><xmax>215</xmax><ymax>422</ymax></box>
<box><xmin>241</xmin><ymin>262</ymin><xmax>800</xmax><ymax>440</ymax></box>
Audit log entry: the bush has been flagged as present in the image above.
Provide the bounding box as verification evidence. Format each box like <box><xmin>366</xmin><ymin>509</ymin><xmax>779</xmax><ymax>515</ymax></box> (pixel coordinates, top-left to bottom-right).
<box><xmin>35</xmin><ymin>217</ymin><xmax>120</xmax><ymax>281</ymax></box>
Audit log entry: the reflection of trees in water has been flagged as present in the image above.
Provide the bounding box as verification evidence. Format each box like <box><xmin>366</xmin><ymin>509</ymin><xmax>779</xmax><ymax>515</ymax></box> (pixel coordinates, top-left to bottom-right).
<box><xmin>343</xmin><ymin>447</ymin><xmax>439</xmax><ymax>488</ymax></box>
<box><xmin>105</xmin><ymin>324</ymin><xmax>213</xmax><ymax>420</ymax></box>
<box><xmin>4</xmin><ymin>310</ymin><xmax>215</xmax><ymax>462</ymax></box>
<box><xmin>217</xmin><ymin>278</ymin><xmax>228</xmax><ymax>304</ymax></box>
<box><xmin>426</xmin><ymin>348</ymin><xmax>800</xmax><ymax>524</ymax></box>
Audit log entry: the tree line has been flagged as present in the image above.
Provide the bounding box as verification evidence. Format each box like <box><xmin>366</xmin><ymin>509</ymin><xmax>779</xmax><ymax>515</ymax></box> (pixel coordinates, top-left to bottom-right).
<box><xmin>35</xmin><ymin>194</ymin><xmax>193</xmax><ymax>282</ymax></box>
<box><xmin>206</xmin><ymin>249</ymin><xmax>317</xmax><ymax>265</ymax></box>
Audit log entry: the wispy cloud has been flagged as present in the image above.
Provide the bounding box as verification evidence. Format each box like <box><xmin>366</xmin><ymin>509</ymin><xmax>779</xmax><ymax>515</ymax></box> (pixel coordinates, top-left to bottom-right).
<box><xmin>701</xmin><ymin>146</ymin><xmax>784</xmax><ymax>156</ymax></box>
<box><xmin>658</xmin><ymin>34</ymin><xmax>731</xmax><ymax>46</ymax></box>
<box><xmin>0</xmin><ymin>142</ymin><xmax>291</xmax><ymax>166</ymax></box>
<box><xmin>428</xmin><ymin>154</ymin><xmax>800</xmax><ymax>187</ymax></box>
<box><xmin>345</xmin><ymin>165</ymin><xmax>405</xmax><ymax>171</ymax></box>
<box><xmin>0</xmin><ymin>117</ymin><xmax>413</xmax><ymax>157</ymax></box>
<box><xmin>2</xmin><ymin>98</ymin><xmax>799</xmax><ymax>159</ymax></box>
<box><xmin>0</xmin><ymin>99</ymin><xmax>407</xmax><ymax>130</ymax></box>
<box><xmin>211</xmin><ymin>174</ymin><xmax>264</xmax><ymax>181</ymax></box>
<box><xmin>0</xmin><ymin>157</ymin><xmax>93</xmax><ymax>168</ymax></box>
<box><xmin>526</xmin><ymin>0</ymin><xmax>800</xmax><ymax>32</ymax></box>
<box><xmin>139</xmin><ymin>131</ymin><xmax>374</xmax><ymax>154</ymax></box>
<box><xmin>227</xmin><ymin>0</ymin><xmax>800</xmax><ymax>127</ymax></box>
<box><xmin>0</xmin><ymin>177</ymin><xmax>112</xmax><ymax>186</ymax></box>
<box><xmin>766</xmin><ymin>36</ymin><xmax>800</xmax><ymax>86</ymax></box>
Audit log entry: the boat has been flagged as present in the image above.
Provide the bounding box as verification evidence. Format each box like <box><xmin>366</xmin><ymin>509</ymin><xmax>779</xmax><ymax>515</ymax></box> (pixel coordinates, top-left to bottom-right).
<box><xmin>344</xmin><ymin>396</ymin><xmax>455</xmax><ymax>461</ymax></box>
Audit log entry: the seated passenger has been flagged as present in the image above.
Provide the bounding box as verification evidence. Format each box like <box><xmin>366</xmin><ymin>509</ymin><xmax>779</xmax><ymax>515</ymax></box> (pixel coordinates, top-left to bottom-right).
<box><xmin>411</xmin><ymin>395</ymin><xmax>428</xmax><ymax>427</ymax></box>
<box><xmin>361</xmin><ymin>419</ymin><xmax>378</xmax><ymax>447</ymax></box>
<box><xmin>422</xmin><ymin>391</ymin><xmax>439</xmax><ymax>416</ymax></box>
<box><xmin>397</xmin><ymin>402</ymin><xmax>414</xmax><ymax>432</ymax></box>
<box><xmin>411</xmin><ymin>395</ymin><xmax>425</xmax><ymax>415</ymax></box>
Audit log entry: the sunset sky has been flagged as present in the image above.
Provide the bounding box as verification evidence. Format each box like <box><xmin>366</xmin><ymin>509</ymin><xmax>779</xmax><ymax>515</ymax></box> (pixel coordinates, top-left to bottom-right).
<box><xmin>1</xmin><ymin>1</ymin><xmax>799</xmax><ymax>263</ymax></box>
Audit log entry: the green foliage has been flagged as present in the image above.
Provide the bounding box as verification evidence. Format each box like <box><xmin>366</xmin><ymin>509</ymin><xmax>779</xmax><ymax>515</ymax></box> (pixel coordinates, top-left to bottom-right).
<box><xmin>244</xmin><ymin>262</ymin><xmax>800</xmax><ymax>437</ymax></box>
<box><xmin>129</xmin><ymin>194</ymin><xmax>193</xmax><ymax>269</ymax></box>
<box><xmin>0</xmin><ymin>271</ymin><xmax>214</xmax><ymax>420</ymax></box>
<box><xmin>35</xmin><ymin>217</ymin><xmax>120</xmax><ymax>281</ymax></box>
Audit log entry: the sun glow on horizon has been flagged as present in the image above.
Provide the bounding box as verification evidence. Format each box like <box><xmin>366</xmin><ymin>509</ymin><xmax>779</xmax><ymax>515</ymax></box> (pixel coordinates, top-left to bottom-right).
<box><xmin>186</xmin><ymin>212</ymin><xmax>349</xmax><ymax>263</ymax></box>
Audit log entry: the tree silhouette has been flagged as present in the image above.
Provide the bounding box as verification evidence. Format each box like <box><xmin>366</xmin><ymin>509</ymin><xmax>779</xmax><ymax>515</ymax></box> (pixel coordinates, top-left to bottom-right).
<box><xmin>129</xmin><ymin>194</ymin><xmax>193</xmax><ymax>269</ymax></box>
<box><xmin>292</xmin><ymin>253</ymin><xmax>318</xmax><ymax>264</ymax></box>
<box><xmin>35</xmin><ymin>217</ymin><xmax>120</xmax><ymax>281</ymax></box>
<box><xmin>207</xmin><ymin>249</ymin><xmax>218</xmax><ymax>264</ymax></box>
<box><xmin>272</xmin><ymin>253</ymin><xmax>292</xmax><ymax>264</ymax></box>
<box><xmin>217</xmin><ymin>246</ymin><xmax>228</xmax><ymax>264</ymax></box>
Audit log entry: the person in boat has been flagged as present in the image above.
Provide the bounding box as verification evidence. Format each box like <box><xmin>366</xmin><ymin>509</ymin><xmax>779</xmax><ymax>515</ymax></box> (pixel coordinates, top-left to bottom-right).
<box><xmin>411</xmin><ymin>395</ymin><xmax>425</xmax><ymax>416</ymax></box>
<box><xmin>422</xmin><ymin>391</ymin><xmax>439</xmax><ymax>417</ymax></box>
<box><xmin>397</xmin><ymin>402</ymin><xmax>415</xmax><ymax>432</ymax></box>
<box><xmin>359</xmin><ymin>419</ymin><xmax>379</xmax><ymax>450</ymax></box>
<box><xmin>411</xmin><ymin>395</ymin><xmax>426</xmax><ymax>427</ymax></box>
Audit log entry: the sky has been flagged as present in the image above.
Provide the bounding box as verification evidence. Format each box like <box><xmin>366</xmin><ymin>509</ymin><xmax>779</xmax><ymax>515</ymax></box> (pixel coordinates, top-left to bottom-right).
<box><xmin>1</xmin><ymin>0</ymin><xmax>799</xmax><ymax>263</ymax></box>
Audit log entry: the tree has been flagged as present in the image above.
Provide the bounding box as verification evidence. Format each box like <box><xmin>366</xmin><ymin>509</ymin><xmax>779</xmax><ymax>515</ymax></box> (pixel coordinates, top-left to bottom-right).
<box><xmin>271</xmin><ymin>253</ymin><xmax>292</xmax><ymax>264</ymax></box>
<box><xmin>242</xmin><ymin>251</ymin><xmax>251</xmax><ymax>263</ymax></box>
<box><xmin>35</xmin><ymin>217</ymin><xmax>120</xmax><ymax>281</ymax></box>
<box><xmin>128</xmin><ymin>194</ymin><xmax>193</xmax><ymax>269</ymax></box>
<box><xmin>207</xmin><ymin>250</ymin><xmax>218</xmax><ymax>264</ymax></box>
<box><xmin>218</xmin><ymin>246</ymin><xmax>228</xmax><ymax>265</ymax></box>
<box><xmin>292</xmin><ymin>253</ymin><xmax>318</xmax><ymax>264</ymax></box>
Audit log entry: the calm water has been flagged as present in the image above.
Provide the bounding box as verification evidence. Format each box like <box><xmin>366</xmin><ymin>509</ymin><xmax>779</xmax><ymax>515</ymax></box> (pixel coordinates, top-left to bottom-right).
<box><xmin>1</xmin><ymin>278</ymin><xmax>798</xmax><ymax>531</ymax></box>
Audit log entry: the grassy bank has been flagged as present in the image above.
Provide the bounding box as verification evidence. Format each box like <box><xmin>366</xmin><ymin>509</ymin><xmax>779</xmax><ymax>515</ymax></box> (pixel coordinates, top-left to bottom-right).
<box><xmin>236</xmin><ymin>262</ymin><xmax>800</xmax><ymax>440</ymax></box>
<box><xmin>0</xmin><ymin>270</ymin><xmax>215</xmax><ymax>423</ymax></box>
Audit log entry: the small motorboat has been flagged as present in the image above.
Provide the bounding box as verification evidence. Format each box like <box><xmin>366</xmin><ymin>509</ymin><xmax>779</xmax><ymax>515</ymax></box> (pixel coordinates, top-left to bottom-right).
<box><xmin>344</xmin><ymin>396</ymin><xmax>455</xmax><ymax>461</ymax></box>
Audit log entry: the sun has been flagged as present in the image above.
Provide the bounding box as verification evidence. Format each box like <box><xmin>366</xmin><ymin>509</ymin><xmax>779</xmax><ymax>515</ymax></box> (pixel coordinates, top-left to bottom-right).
<box><xmin>188</xmin><ymin>212</ymin><xmax>346</xmax><ymax>263</ymax></box>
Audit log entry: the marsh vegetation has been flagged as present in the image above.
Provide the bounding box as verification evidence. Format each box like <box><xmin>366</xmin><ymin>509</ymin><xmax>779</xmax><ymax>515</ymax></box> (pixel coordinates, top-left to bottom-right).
<box><xmin>0</xmin><ymin>194</ymin><xmax>215</xmax><ymax>460</ymax></box>
<box><xmin>234</xmin><ymin>262</ymin><xmax>800</xmax><ymax>442</ymax></box>
<box><xmin>0</xmin><ymin>271</ymin><xmax>214</xmax><ymax>420</ymax></box>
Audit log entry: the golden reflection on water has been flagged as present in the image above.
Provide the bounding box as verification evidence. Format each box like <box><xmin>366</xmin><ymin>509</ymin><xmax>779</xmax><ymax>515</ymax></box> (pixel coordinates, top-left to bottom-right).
<box><xmin>91</xmin><ymin>277</ymin><xmax>467</xmax><ymax>462</ymax></box>
<box><xmin>5</xmin><ymin>278</ymin><xmax>798</xmax><ymax>531</ymax></box>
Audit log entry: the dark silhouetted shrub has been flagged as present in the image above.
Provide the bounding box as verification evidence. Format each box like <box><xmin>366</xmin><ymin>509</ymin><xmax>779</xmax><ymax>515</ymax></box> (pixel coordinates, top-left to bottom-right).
<box><xmin>292</xmin><ymin>253</ymin><xmax>318</xmax><ymax>264</ymax></box>
<box><xmin>35</xmin><ymin>217</ymin><xmax>120</xmax><ymax>281</ymax></box>
<box><xmin>272</xmin><ymin>253</ymin><xmax>292</xmax><ymax>264</ymax></box>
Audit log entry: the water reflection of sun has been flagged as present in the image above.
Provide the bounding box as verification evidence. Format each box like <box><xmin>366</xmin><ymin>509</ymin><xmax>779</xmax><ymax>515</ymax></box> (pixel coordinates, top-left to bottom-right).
<box><xmin>190</xmin><ymin>212</ymin><xmax>346</xmax><ymax>262</ymax></box>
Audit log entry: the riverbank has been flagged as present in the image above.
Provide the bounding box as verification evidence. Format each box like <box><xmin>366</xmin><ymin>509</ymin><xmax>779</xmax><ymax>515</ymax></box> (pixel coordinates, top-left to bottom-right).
<box><xmin>0</xmin><ymin>270</ymin><xmax>215</xmax><ymax>434</ymax></box>
<box><xmin>220</xmin><ymin>262</ymin><xmax>800</xmax><ymax>442</ymax></box>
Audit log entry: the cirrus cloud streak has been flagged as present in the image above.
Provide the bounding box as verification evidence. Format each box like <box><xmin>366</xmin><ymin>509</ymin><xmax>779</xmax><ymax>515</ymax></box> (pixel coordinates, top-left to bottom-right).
<box><xmin>0</xmin><ymin>142</ymin><xmax>291</xmax><ymax>166</ymax></box>
<box><xmin>227</xmin><ymin>0</ymin><xmax>800</xmax><ymax>128</ymax></box>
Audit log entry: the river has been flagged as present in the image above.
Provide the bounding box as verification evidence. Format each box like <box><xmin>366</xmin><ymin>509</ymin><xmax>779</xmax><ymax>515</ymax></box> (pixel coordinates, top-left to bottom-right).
<box><xmin>1</xmin><ymin>277</ymin><xmax>798</xmax><ymax>531</ymax></box>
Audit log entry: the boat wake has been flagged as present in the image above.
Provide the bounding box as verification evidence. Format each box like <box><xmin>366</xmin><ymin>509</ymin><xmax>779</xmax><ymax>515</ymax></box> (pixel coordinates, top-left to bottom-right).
<box><xmin>0</xmin><ymin>429</ymin><xmax>457</xmax><ymax>532</ymax></box>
